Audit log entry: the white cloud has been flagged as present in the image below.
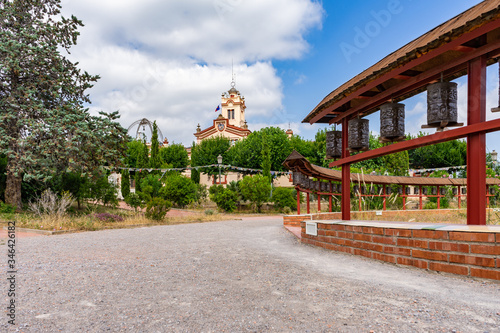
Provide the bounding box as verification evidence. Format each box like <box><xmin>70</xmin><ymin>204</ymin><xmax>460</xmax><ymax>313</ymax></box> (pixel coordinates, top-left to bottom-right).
<box><xmin>60</xmin><ymin>0</ymin><xmax>323</xmax><ymax>145</ymax></box>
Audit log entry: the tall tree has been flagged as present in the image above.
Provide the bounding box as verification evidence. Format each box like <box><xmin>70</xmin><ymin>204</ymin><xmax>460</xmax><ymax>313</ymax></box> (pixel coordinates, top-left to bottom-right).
<box><xmin>135</xmin><ymin>139</ymin><xmax>149</xmax><ymax>193</ymax></box>
<box><xmin>149</xmin><ymin>121</ymin><xmax>161</xmax><ymax>169</ymax></box>
<box><xmin>0</xmin><ymin>0</ymin><xmax>127</xmax><ymax>209</ymax></box>
<box><xmin>159</xmin><ymin>143</ymin><xmax>189</xmax><ymax>169</ymax></box>
<box><xmin>190</xmin><ymin>137</ymin><xmax>231</xmax><ymax>175</ymax></box>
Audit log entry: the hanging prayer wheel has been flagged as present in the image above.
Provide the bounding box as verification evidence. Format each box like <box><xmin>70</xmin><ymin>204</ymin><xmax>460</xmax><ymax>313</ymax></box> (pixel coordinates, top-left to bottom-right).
<box><xmin>353</xmin><ymin>185</ymin><xmax>359</xmax><ymax>194</ymax></box>
<box><xmin>325</xmin><ymin>130</ymin><xmax>342</xmax><ymax>159</ymax></box>
<box><xmin>453</xmin><ymin>188</ymin><xmax>458</xmax><ymax>195</ymax></box>
<box><xmin>380</xmin><ymin>102</ymin><xmax>405</xmax><ymax>142</ymax></box>
<box><xmin>426</xmin><ymin>81</ymin><xmax>459</xmax><ymax>128</ymax></box>
<box><xmin>292</xmin><ymin>172</ymin><xmax>301</xmax><ymax>186</ymax></box>
<box><xmin>321</xmin><ymin>182</ymin><xmax>327</xmax><ymax>192</ymax></box>
<box><xmin>414</xmin><ymin>187</ymin><xmax>419</xmax><ymax>195</ymax></box>
<box><xmin>386</xmin><ymin>187</ymin><xmax>392</xmax><ymax>195</ymax></box>
<box><xmin>440</xmin><ymin>187</ymin><xmax>447</xmax><ymax>195</ymax></box>
<box><xmin>431</xmin><ymin>187</ymin><xmax>437</xmax><ymax>195</ymax></box>
<box><xmin>405</xmin><ymin>187</ymin><xmax>411</xmax><ymax>195</ymax></box>
<box><xmin>489</xmin><ymin>187</ymin><xmax>496</xmax><ymax>195</ymax></box>
<box><xmin>422</xmin><ymin>188</ymin><xmax>428</xmax><ymax>195</ymax></box>
<box><xmin>461</xmin><ymin>187</ymin><xmax>467</xmax><ymax>195</ymax></box>
<box><xmin>348</xmin><ymin>118</ymin><xmax>369</xmax><ymax>151</ymax></box>
<box><xmin>397</xmin><ymin>187</ymin><xmax>403</xmax><ymax>195</ymax></box>
<box><xmin>332</xmin><ymin>184</ymin><xmax>338</xmax><ymax>193</ymax></box>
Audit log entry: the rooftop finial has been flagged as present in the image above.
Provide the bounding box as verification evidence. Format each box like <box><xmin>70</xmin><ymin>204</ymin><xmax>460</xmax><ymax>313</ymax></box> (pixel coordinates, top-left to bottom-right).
<box><xmin>231</xmin><ymin>59</ymin><xmax>236</xmax><ymax>88</ymax></box>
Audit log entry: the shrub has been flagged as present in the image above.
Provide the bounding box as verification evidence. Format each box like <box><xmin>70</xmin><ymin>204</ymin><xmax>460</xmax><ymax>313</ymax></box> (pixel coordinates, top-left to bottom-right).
<box><xmin>239</xmin><ymin>174</ymin><xmax>271</xmax><ymax>212</ymax></box>
<box><xmin>145</xmin><ymin>197</ymin><xmax>172</xmax><ymax>221</ymax></box>
<box><xmin>209</xmin><ymin>185</ymin><xmax>237</xmax><ymax>213</ymax></box>
<box><xmin>205</xmin><ymin>209</ymin><xmax>215</xmax><ymax>215</ymax></box>
<box><xmin>161</xmin><ymin>173</ymin><xmax>198</xmax><ymax>207</ymax></box>
<box><xmin>0</xmin><ymin>201</ymin><xmax>15</xmax><ymax>214</ymax></box>
<box><xmin>125</xmin><ymin>192</ymin><xmax>142</xmax><ymax>212</ymax></box>
<box><xmin>92</xmin><ymin>212</ymin><xmax>124</xmax><ymax>223</ymax></box>
<box><xmin>28</xmin><ymin>189</ymin><xmax>75</xmax><ymax>218</ymax></box>
<box><xmin>271</xmin><ymin>187</ymin><xmax>297</xmax><ymax>212</ymax></box>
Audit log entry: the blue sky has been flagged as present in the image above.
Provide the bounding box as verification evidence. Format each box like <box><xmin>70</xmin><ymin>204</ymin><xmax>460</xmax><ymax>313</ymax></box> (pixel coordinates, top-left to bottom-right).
<box><xmin>61</xmin><ymin>0</ymin><xmax>499</xmax><ymax>158</ymax></box>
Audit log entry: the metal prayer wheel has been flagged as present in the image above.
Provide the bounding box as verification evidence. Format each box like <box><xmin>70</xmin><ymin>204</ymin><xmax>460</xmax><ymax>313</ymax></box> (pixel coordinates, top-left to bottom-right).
<box><xmin>426</xmin><ymin>81</ymin><xmax>458</xmax><ymax>127</ymax></box>
<box><xmin>422</xmin><ymin>188</ymin><xmax>428</xmax><ymax>195</ymax></box>
<box><xmin>361</xmin><ymin>186</ymin><xmax>366</xmax><ymax>195</ymax></box>
<box><xmin>348</xmin><ymin>118</ymin><xmax>369</xmax><ymax>151</ymax></box>
<box><xmin>397</xmin><ymin>187</ymin><xmax>403</xmax><ymax>195</ymax></box>
<box><xmin>325</xmin><ymin>130</ymin><xmax>342</xmax><ymax>159</ymax></box>
<box><xmin>332</xmin><ymin>184</ymin><xmax>338</xmax><ymax>193</ymax></box>
<box><xmin>431</xmin><ymin>187</ymin><xmax>437</xmax><ymax>195</ymax></box>
<box><xmin>370</xmin><ymin>186</ymin><xmax>375</xmax><ymax>195</ymax></box>
<box><xmin>405</xmin><ymin>187</ymin><xmax>411</xmax><ymax>195</ymax></box>
<box><xmin>321</xmin><ymin>182</ymin><xmax>327</xmax><ymax>192</ymax></box>
<box><xmin>292</xmin><ymin>172</ymin><xmax>301</xmax><ymax>185</ymax></box>
<box><xmin>386</xmin><ymin>187</ymin><xmax>392</xmax><ymax>195</ymax></box>
<box><xmin>380</xmin><ymin>102</ymin><xmax>405</xmax><ymax>142</ymax></box>
<box><xmin>489</xmin><ymin>187</ymin><xmax>496</xmax><ymax>195</ymax></box>
<box><xmin>461</xmin><ymin>187</ymin><xmax>467</xmax><ymax>195</ymax></box>
<box><xmin>453</xmin><ymin>188</ymin><xmax>458</xmax><ymax>195</ymax></box>
<box><xmin>440</xmin><ymin>187</ymin><xmax>447</xmax><ymax>195</ymax></box>
<box><xmin>414</xmin><ymin>187</ymin><xmax>419</xmax><ymax>195</ymax></box>
<box><xmin>353</xmin><ymin>185</ymin><xmax>359</xmax><ymax>194</ymax></box>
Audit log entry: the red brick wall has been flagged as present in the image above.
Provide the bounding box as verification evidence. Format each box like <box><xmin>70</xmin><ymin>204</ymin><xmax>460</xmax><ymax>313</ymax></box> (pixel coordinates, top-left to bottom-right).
<box><xmin>283</xmin><ymin>214</ymin><xmax>311</xmax><ymax>227</ymax></box>
<box><xmin>301</xmin><ymin>221</ymin><xmax>500</xmax><ymax>281</ymax></box>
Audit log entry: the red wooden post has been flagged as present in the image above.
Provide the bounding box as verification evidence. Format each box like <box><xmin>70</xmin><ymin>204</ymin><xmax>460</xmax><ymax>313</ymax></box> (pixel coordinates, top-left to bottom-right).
<box><xmin>419</xmin><ymin>185</ymin><xmax>423</xmax><ymax>210</ymax></box>
<box><xmin>458</xmin><ymin>186</ymin><xmax>462</xmax><ymax>209</ymax></box>
<box><xmin>318</xmin><ymin>194</ymin><xmax>321</xmax><ymax>213</ymax></box>
<box><xmin>403</xmin><ymin>185</ymin><xmax>406</xmax><ymax>211</ymax></box>
<box><xmin>467</xmin><ymin>55</ymin><xmax>487</xmax><ymax>225</ymax></box>
<box><xmin>341</xmin><ymin>118</ymin><xmax>351</xmax><ymax>220</ymax></box>
<box><xmin>297</xmin><ymin>189</ymin><xmax>301</xmax><ymax>215</ymax></box>
<box><xmin>437</xmin><ymin>186</ymin><xmax>441</xmax><ymax>209</ymax></box>
<box><xmin>383</xmin><ymin>185</ymin><xmax>387</xmax><ymax>211</ymax></box>
<box><xmin>306</xmin><ymin>192</ymin><xmax>310</xmax><ymax>214</ymax></box>
<box><xmin>329</xmin><ymin>181</ymin><xmax>333</xmax><ymax>212</ymax></box>
<box><xmin>487</xmin><ymin>186</ymin><xmax>490</xmax><ymax>207</ymax></box>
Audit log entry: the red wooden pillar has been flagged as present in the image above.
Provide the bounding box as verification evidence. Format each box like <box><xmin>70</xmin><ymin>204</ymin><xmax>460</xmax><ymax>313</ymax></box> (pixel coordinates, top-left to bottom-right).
<box><xmin>306</xmin><ymin>192</ymin><xmax>310</xmax><ymax>214</ymax></box>
<box><xmin>403</xmin><ymin>185</ymin><xmax>406</xmax><ymax>211</ymax></box>
<box><xmin>329</xmin><ymin>181</ymin><xmax>333</xmax><ymax>212</ymax></box>
<box><xmin>383</xmin><ymin>185</ymin><xmax>386</xmax><ymax>211</ymax></box>
<box><xmin>437</xmin><ymin>186</ymin><xmax>441</xmax><ymax>210</ymax></box>
<box><xmin>341</xmin><ymin>118</ymin><xmax>351</xmax><ymax>220</ymax></box>
<box><xmin>318</xmin><ymin>194</ymin><xmax>321</xmax><ymax>213</ymax></box>
<box><xmin>296</xmin><ymin>189</ymin><xmax>301</xmax><ymax>215</ymax></box>
<box><xmin>487</xmin><ymin>186</ymin><xmax>490</xmax><ymax>207</ymax></box>
<box><xmin>467</xmin><ymin>55</ymin><xmax>487</xmax><ymax>225</ymax></box>
<box><xmin>419</xmin><ymin>185</ymin><xmax>423</xmax><ymax>210</ymax></box>
<box><xmin>458</xmin><ymin>186</ymin><xmax>462</xmax><ymax>209</ymax></box>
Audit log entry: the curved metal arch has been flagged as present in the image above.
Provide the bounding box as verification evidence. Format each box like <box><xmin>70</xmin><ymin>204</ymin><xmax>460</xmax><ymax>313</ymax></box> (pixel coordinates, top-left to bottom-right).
<box><xmin>127</xmin><ymin>118</ymin><xmax>164</xmax><ymax>143</ymax></box>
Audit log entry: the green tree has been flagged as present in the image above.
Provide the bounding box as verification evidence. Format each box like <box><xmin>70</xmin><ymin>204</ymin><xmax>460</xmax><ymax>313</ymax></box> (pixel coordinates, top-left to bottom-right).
<box><xmin>261</xmin><ymin>135</ymin><xmax>272</xmax><ymax>182</ymax></box>
<box><xmin>160</xmin><ymin>143</ymin><xmax>189</xmax><ymax>168</ymax></box>
<box><xmin>121</xmin><ymin>169</ymin><xmax>130</xmax><ymax>200</ymax></box>
<box><xmin>0</xmin><ymin>0</ymin><xmax>128</xmax><ymax>209</ymax></box>
<box><xmin>271</xmin><ymin>187</ymin><xmax>297</xmax><ymax>212</ymax></box>
<box><xmin>161</xmin><ymin>173</ymin><xmax>198</xmax><ymax>208</ymax></box>
<box><xmin>135</xmin><ymin>140</ymin><xmax>149</xmax><ymax>193</ymax></box>
<box><xmin>191</xmin><ymin>137</ymin><xmax>231</xmax><ymax>175</ymax></box>
<box><xmin>149</xmin><ymin>121</ymin><xmax>162</xmax><ymax>169</ymax></box>
<box><xmin>239</xmin><ymin>174</ymin><xmax>271</xmax><ymax>212</ymax></box>
<box><xmin>125</xmin><ymin>139</ymin><xmax>145</xmax><ymax>168</ymax></box>
<box><xmin>408</xmin><ymin>133</ymin><xmax>466</xmax><ymax>169</ymax></box>
<box><xmin>209</xmin><ymin>185</ymin><xmax>237</xmax><ymax>213</ymax></box>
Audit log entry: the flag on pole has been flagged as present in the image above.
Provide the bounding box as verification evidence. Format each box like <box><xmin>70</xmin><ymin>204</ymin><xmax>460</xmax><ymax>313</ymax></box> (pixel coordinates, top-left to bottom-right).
<box><xmin>215</xmin><ymin>104</ymin><xmax>221</xmax><ymax>112</ymax></box>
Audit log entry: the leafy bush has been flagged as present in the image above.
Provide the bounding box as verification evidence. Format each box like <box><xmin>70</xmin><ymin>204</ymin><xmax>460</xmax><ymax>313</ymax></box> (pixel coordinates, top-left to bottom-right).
<box><xmin>125</xmin><ymin>192</ymin><xmax>142</xmax><ymax>212</ymax></box>
<box><xmin>145</xmin><ymin>197</ymin><xmax>172</xmax><ymax>221</ymax></box>
<box><xmin>239</xmin><ymin>174</ymin><xmax>271</xmax><ymax>212</ymax></box>
<box><xmin>161</xmin><ymin>173</ymin><xmax>198</xmax><ymax>207</ymax></box>
<box><xmin>204</xmin><ymin>209</ymin><xmax>215</xmax><ymax>215</ymax></box>
<box><xmin>209</xmin><ymin>185</ymin><xmax>237</xmax><ymax>212</ymax></box>
<box><xmin>271</xmin><ymin>187</ymin><xmax>297</xmax><ymax>212</ymax></box>
<box><xmin>0</xmin><ymin>201</ymin><xmax>15</xmax><ymax>214</ymax></box>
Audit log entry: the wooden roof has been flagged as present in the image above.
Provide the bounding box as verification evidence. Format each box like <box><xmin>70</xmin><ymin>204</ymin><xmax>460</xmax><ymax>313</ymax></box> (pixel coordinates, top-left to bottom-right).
<box><xmin>283</xmin><ymin>150</ymin><xmax>500</xmax><ymax>186</ymax></box>
<box><xmin>304</xmin><ymin>0</ymin><xmax>500</xmax><ymax>124</ymax></box>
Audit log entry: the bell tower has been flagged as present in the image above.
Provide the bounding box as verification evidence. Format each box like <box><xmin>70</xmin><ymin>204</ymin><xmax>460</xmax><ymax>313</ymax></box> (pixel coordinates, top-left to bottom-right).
<box><xmin>221</xmin><ymin>74</ymin><xmax>246</xmax><ymax>128</ymax></box>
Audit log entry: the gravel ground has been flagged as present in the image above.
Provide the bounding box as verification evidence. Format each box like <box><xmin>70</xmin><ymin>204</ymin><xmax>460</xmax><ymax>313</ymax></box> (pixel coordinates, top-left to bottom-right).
<box><xmin>3</xmin><ymin>216</ymin><xmax>500</xmax><ymax>332</ymax></box>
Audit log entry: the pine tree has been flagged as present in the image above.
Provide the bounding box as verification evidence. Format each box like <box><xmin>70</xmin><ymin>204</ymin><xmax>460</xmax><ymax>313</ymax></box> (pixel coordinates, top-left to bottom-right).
<box><xmin>121</xmin><ymin>169</ymin><xmax>130</xmax><ymax>200</ymax></box>
<box><xmin>149</xmin><ymin>121</ymin><xmax>161</xmax><ymax>169</ymax></box>
<box><xmin>0</xmin><ymin>0</ymin><xmax>127</xmax><ymax>209</ymax></box>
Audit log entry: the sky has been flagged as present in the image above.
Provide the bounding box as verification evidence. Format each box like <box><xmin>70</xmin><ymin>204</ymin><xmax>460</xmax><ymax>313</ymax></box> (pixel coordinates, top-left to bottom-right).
<box><xmin>60</xmin><ymin>0</ymin><xmax>500</xmax><ymax>156</ymax></box>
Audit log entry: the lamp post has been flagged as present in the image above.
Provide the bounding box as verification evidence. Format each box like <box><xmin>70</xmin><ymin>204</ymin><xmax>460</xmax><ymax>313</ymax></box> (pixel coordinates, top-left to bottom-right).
<box><xmin>492</xmin><ymin>150</ymin><xmax>498</xmax><ymax>166</ymax></box>
<box><xmin>217</xmin><ymin>154</ymin><xmax>222</xmax><ymax>185</ymax></box>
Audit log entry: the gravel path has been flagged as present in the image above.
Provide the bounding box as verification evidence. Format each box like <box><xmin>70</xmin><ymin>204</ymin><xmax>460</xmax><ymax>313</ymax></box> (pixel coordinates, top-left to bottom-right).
<box><xmin>3</xmin><ymin>216</ymin><xmax>500</xmax><ymax>332</ymax></box>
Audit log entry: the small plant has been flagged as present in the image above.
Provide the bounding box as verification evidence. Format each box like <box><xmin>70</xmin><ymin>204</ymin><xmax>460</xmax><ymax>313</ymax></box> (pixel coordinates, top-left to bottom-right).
<box><xmin>145</xmin><ymin>197</ymin><xmax>172</xmax><ymax>221</ymax></box>
<box><xmin>204</xmin><ymin>209</ymin><xmax>215</xmax><ymax>215</ymax></box>
<box><xmin>0</xmin><ymin>202</ymin><xmax>15</xmax><ymax>214</ymax></box>
<box><xmin>271</xmin><ymin>187</ymin><xmax>297</xmax><ymax>212</ymax></box>
<box><xmin>28</xmin><ymin>189</ymin><xmax>75</xmax><ymax>219</ymax></box>
<box><xmin>125</xmin><ymin>192</ymin><xmax>142</xmax><ymax>212</ymax></box>
<box><xmin>92</xmin><ymin>212</ymin><xmax>124</xmax><ymax>223</ymax></box>
<box><xmin>209</xmin><ymin>185</ymin><xmax>237</xmax><ymax>213</ymax></box>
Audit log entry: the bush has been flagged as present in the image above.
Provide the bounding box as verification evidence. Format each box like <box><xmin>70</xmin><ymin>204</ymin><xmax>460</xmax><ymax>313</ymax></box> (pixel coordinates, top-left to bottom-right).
<box><xmin>161</xmin><ymin>173</ymin><xmax>198</xmax><ymax>208</ymax></box>
<box><xmin>125</xmin><ymin>192</ymin><xmax>142</xmax><ymax>212</ymax></box>
<box><xmin>145</xmin><ymin>197</ymin><xmax>172</xmax><ymax>221</ymax></box>
<box><xmin>28</xmin><ymin>189</ymin><xmax>75</xmax><ymax>218</ymax></box>
<box><xmin>209</xmin><ymin>185</ymin><xmax>237</xmax><ymax>213</ymax></box>
<box><xmin>239</xmin><ymin>174</ymin><xmax>271</xmax><ymax>212</ymax></box>
<box><xmin>0</xmin><ymin>201</ymin><xmax>15</xmax><ymax>214</ymax></box>
<box><xmin>271</xmin><ymin>187</ymin><xmax>297</xmax><ymax>212</ymax></box>
<box><xmin>92</xmin><ymin>212</ymin><xmax>124</xmax><ymax>223</ymax></box>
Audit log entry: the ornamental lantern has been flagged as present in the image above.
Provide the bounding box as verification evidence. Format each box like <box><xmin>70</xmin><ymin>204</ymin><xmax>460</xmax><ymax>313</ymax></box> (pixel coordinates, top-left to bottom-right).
<box><xmin>348</xmin><ymin>118</ymin><xmax>369</xmax><ymax>151</ymax></box>
<box><xmin>325</xmin><ymin>131</ymin><xmax>342</xmax><ymax>159</ymax></box>
<box><xmin>426</xmin><ymin>81</ymin><xmax>460</xmax><ymax>128</ymax></box>
<box><xmin>380</xmin><ymin>102</ymin><xmax>405</xmax><ymax>142</ymax></box>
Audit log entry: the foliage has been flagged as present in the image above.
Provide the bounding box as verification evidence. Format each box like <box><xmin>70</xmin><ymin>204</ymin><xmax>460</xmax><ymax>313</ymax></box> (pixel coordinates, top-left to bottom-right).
<box><xmin>271</xmin><ymin>187</ymin><xmax>297</xmax><ymax>212</ymax></box>
<box><xmin>239</xmin><ymin>174</ymin><xmax>271</xmax><ymax>212</ymax></box>
<box><xmin>190</xmin><ymin>137</ymin><xmax>231</xmax><ymax>175</ymax></box>
<box><xmin>28</xmin><ymin>189</ymin><xmax>74</xmax><ymax>218</ymax></box>
<box><xmin>125</xmin><ymin>192</ymin><xmax>142</xmax><ymax>212</ymax></box>
<box><xmin>92</xmin><ymin>212</ymin><xmax>124</xmax><ymax>223</ymax></box>
<box><xmin>160</xmin><ymin>143</ymin><xmax>189</xmax><ymax>169</ymax></box>
<box><xmin>408</xmin><ymin>132</ymin><xmax>467</xmax><ymax>169</ymax></box>
<box><xmin>135</xmin><ymin>140</ymin><xmax>149</xmax><ymax>193</ymax></box>
<box><xmin>86</xmin><ymin>174</ymin><xmax>119</xmax><ymax>207</ymax></box>
<box><xmin>0</xmin><ymin>201</ymin><xmax>15</xmax><ymax>214</ymax></box>
<box><xmin>145</xmin><ymin>197</ymin><xmax>172</xmax><ymax>221</ymax></box>
<box><xmin>125</xmin><ymin>140</ymin><xmax>145</xmax><ymax>168</ymax></box>
<box><xmin>138</xmin><ymin>173</ymin><xmax>164</xmax><ymax>202</ymax></box>
<box><xmin>149</xmin><ymin>121</ymin><xmax>162</xmax><ymax>169</ymax></box>
<box><xmin>161</xmin><ymin>173</ymin><xmax>198</xmax><ymax>208</ymax></box>
<box><xmin>209</xmin><ymin>185</ymin><xmax>237</xmax><ymax>213</ymax></box>
<box><xmin>228</xmin><ymin>127</ymin><xmax>292</xmax><ymax>172</ymax></box>
<box><xmin>121</xmin><ymin>169</ymin><xmax>131</xmax><ymax>199</ymax></box>
<box><xmin>0</xmin><ymin>1</ymin><xmax>128</xmax><ymax>209</ymax></box>
<box><xmin>191</xmin><ymin>168</ymin><xmax>200</xmax><ymax>184</ymax></box>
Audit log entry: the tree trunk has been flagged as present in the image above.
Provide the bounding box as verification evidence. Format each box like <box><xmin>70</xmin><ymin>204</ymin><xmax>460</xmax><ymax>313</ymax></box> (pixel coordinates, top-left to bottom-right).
<box><xmin>5</xmin><ymin>171</ymin><xmax>22</xmax><ymax>210</ymax></box>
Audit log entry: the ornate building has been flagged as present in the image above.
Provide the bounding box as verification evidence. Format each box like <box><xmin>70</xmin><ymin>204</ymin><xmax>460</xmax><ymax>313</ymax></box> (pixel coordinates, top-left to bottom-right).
<box><xmin>194</xmin><ymin>81</ymin><xmax>251</xmax><ymax>145</ymax></box>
